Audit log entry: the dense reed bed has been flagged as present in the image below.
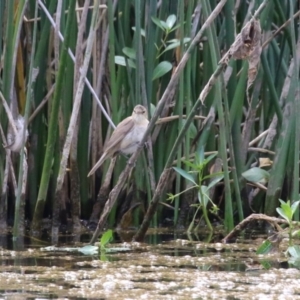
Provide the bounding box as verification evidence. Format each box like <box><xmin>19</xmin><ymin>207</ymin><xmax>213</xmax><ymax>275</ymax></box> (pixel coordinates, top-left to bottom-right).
<box><xmin>0</xmin><ymin>0</ymin><xmax>299</xmax><ymax>239</ymax></box>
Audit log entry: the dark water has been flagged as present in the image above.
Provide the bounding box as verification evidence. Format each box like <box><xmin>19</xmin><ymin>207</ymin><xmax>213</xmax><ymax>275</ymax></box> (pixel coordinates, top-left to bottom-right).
<box><xmin>0</xmin><ymin>228</ymin><xmax>299</xmax><ymax>299</ymax></box>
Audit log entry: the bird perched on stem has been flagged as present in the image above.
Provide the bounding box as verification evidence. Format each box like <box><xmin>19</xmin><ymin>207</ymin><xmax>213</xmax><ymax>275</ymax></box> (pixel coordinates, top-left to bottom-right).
<box><xmin>88</xmin><ymin>104</ymin><xmax>149</xmax><ymax>177</ymax></box>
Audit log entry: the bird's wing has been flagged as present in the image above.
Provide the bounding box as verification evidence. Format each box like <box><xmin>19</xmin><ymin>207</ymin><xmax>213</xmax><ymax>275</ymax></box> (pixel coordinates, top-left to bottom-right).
<box><xmin>87</xmin><ymin>152</ymin><xmax>108</xmax><ymax>177</ymax></box>
<box><xmin>104</xmin><ymin>116</ymin><xmax>134</xmax><ymax>154</ymax></box>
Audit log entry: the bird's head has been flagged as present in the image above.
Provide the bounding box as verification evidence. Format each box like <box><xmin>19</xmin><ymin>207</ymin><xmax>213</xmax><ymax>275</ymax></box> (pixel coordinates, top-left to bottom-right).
<box><xmin>132</xmin><ymin>105</ymin><xmax>148</xmax><ymax>123</ymax></box>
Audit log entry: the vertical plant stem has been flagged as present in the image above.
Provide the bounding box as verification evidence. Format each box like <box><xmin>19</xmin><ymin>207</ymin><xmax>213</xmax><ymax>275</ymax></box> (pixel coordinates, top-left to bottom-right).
<box><xmin>70</xmin><ymin>0</ymin><xmax>91</xmax><ymax>230</ymax></box>
<box><xmin>107</xmin><ymin>0</ymin><xmax>117</xmax><ymax>123</ymax></box>
<box><xmin>31</xmin><ymin>0</ymin><xmax>77</xmax><ymax>234</ymax></box>
<box><xmin>52</xmin><ymin>0</ymin><xmax>100</xmax><ymax>232</ymax></box>
<box><xmin>2</xmin><ymin>0</ymin><xmax>15</xmax><ymax>103</ymax></box>
<box><xmin>14</xmin><ymin>0</ymin><xmax>36</xmax><ymax>238</ymax></box>
<box><xmin>0</xmin><ymin>0</ymin><xmax>15</xmax><ymax>226</ymax></box>
<box><xmin>289</xmin><ymin>0</ymin><xmax>299</xmax><ymax>219</ymax></box>
<box><xmin>174</xmin><ymin>0</ymin><xmax>185</xmax><ymax>225</ymax></box>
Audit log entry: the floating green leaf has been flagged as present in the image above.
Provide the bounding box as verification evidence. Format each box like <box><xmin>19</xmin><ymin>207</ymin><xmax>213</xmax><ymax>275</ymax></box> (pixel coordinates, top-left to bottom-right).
<box><xmin>78</xmin><ymin>245</ymin><xmax>98</xmax><ymax>255</ymax></box>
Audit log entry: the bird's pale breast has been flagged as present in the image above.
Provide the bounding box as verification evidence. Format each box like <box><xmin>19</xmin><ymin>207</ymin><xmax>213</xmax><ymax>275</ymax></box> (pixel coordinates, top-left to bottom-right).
<box><xmin>120</xmin><ymin>122</ymin><xmax>148</xmax><ymax>154</ymax></box>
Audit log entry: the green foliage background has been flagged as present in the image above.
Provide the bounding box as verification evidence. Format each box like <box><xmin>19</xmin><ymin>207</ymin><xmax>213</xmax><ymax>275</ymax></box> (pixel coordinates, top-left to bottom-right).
<box><xmin>0</xmin><ymin>0</ymin><xmax>299</xmax><ymax>236</ymax></box>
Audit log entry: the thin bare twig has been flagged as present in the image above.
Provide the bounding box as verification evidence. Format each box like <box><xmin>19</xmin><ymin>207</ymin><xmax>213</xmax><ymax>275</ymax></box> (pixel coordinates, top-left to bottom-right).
<box><xmin>28</xmin><ymin>85</ymin><xmax>55</xmax><ymax>123</ymax></box>
<box><xmin>23</xmin><ymin>4</ymin><xmax>107</xmax><ymax>22</ymax></box>
<box><xmin>155</xmin><ymin>115</ymin><xmax>205</xmax><ymax>124</ymax></box>
<box><xmin>222</xmin><ymin>213</ymin><xmax>290</xmax><ymax>243</ymax></box>
<box><xmin>262</xmin><ymin>9</ymin><xmax>300</xmax><ymax>49</ymax></box>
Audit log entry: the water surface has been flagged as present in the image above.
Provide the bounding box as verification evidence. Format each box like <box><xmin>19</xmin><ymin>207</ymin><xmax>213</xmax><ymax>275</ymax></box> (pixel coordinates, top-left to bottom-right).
<box><xmin>0</xmin><ymin>229</ymin><xmax>299</xmax><ymax>299</ymax></box>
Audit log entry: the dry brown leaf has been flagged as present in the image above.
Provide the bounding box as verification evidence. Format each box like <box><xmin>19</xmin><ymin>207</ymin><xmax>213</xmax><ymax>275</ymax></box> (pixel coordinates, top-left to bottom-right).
<box><xmin>247</xmin><ymin>20</ymin><xmax>262</xmax><ymax>89</ymax></box>
<box><xmin>221</xmin><ymin>19</ymin><xmax>262</xmax><ymax>91</ymax></box>
<box><xmin>231</xmin><ymin>19</ymin><xmax>261</xmax><ymax>59</ymax></box>
<box><xmin>259</xmin><ymin>157</ymin><xmax>273</xmax><ymax>168</ymax></box>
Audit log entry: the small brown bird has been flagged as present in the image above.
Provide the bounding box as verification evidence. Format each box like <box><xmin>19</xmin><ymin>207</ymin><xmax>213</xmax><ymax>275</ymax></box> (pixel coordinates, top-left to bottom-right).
<box><xmin>88</xmin><ymin>104</ymin><xmax>149</xmax><ymax>177</ymax></box>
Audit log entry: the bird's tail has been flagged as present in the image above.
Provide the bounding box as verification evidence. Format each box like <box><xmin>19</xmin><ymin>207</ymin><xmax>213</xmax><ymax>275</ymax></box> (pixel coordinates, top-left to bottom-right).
<box><xmin>87</xmin><ymin>152</ymin><xmax>107</xmax><ymax>177</ymax></box>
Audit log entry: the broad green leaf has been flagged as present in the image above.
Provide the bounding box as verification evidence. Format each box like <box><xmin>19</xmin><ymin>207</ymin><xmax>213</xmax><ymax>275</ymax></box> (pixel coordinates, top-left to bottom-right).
<box><xmin>292</xmin><ymin>229</ymin><xmax>300</xmax><ymax>237</ymax></box>
<box><xmin>288</xmin><ymin>259</ymin><xmax>300</xmax><ymax>269</ymax></box>
<box><xmin>291</xmin><ymin>200</ymin><xmax>300</xmax><ymax>215</ymax></box>
<box><xmin>256</xmin><ymin>240</ymin><xmax>273</xmax><ymax>254</ymax></box>
<box><xmin>100</xmin><ymin>229</ymin><xmax>113</xmax><ymax>249</ymax></box>
<box><xmin>179</xmin><ymin>119</ymin><xmax>197</xmax><ymax>140</ymax></box>
<box><xmin>276</xmin><ymin>207</ymin><xmax>290</xmax><ymax>223</ymax></box>
<box><xmin>122</xmin><ymin>47</ymin><xmax>136</xmax><ymax>59</ymax></box>
<box><xmin>288</xmin><ymin>245</ymin><xmax>300</xmax><ymax>258</ymax></box>
<box><xmin>151</xmin><ymin>16</ymin><xmax>168</xmax><ymax>31</ymax></box>
<box><xmin>242</xmin><ymin>167</ymin><xmax>270</xmax><ymax>184</ymax></box>
<box><xmin>278</xmin><ymin>199</ymin><xmax>293</xmax><ymax>221</ymax></box>
<box><xmin>198</xmin><ymin>186</ymin><xmax>209</xmax><ymax>206</ymax></box>
<box><xmin>161</xmin><ymin>37</ymin><xmax>191</xmax><ymax>55</ymax></box>
<box><xmin>173</xmin><ymin>167</ymin><xmax>196</xmax><ymax>185</ymax></box>
<box><xmin>260</xmin><ymin>260</ymin><xmax>272</xmax><ymax>270</ymax></box>
<box><xmin>206</xmin><ymin>174</ymin><xmax>224</xmax><ymax>190</ymax></box>
<box><xmin>279</xmin><ymin>199</ymin><xmax>290</xmax><ymax>208</ymax></box>
<box><xmin>203</xmin><ymin>171</ymin><xmax>224</xmax><ymax>181</ymax></box>
<box><xmin>166</xmin><ymin>14</ymin><xmax>176</xmax><ymax>30</ymax></box>
<box><xmin>195</xmin><ymin>146</ymin><xmax>205</xmax><ymax>165</ymax></box>
<box><xmin>152</xmin><ymin>61</ymin><xmax>172</xmax><ymax>80</ymax></box>
<box><xmin>114</xmin><ymin>56</ymin><xmax>136</xmax><ymax>68</ymax></box>
<box><xmin>170</xmin><ymin>23</ymin><xmax>184</xmax><ymax>32</ymax></box>
<box><xmin>182</xmin><ymin>159</ymin><xmax>198</xmax><ymax>169</ymax></box>
<box><xmin>279</xmin><ymin>199</ymin><xmax>291</xmax><ymax>213</ymax></box>
<box><xmin>204</xmin><ymin>153</ymin><xmax>218</xmax><ymax>164</ymax></box>
<box><xmin>167</xmin><ymin>38</ymin><xmax>191</xmax><ymax>43</ymax></box>
<box><xmin>131</xmin><ymin>26</ymin><xmax>146</xmax><ymax>37</ymax></box>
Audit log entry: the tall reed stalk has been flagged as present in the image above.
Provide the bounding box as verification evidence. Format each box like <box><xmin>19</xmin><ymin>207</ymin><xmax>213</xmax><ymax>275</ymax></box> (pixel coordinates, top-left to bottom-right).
<box><xmin>1</xmin><ymin>0</ymin><xmax>300</xmax><ymax>238</ymax></box>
